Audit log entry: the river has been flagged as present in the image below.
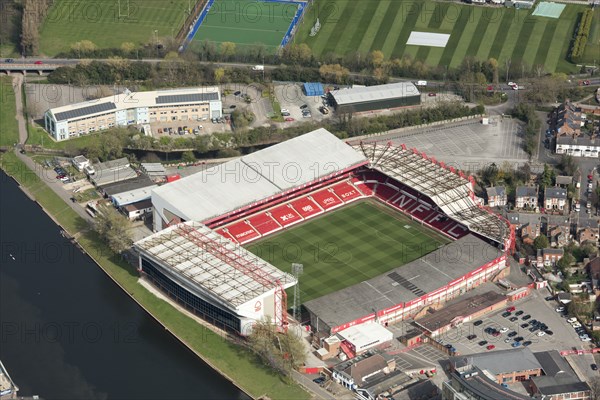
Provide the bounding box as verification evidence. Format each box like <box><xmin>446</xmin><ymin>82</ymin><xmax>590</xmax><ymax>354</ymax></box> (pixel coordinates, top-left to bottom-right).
<box><xmin>0</xmin><ymin>170</ymin><xmax>249</xmax><ymax>400</ymax></box>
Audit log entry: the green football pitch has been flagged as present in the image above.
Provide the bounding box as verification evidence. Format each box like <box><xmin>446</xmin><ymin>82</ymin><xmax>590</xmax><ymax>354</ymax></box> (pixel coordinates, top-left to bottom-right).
<box><xmin>191</xmin><ymin>0</ymin><xmax>297</xmax><ymax>49</ymax></box>
<box><xmin>295</xmin><ymin>0</ymin><xmax>593</xmax><ymax>73</ymax></box>
<box><xmin>246</xmin><ymin>200</ymin><xmax>450</xmax><ymax>303</ymax></box>
<box><xmin>39</xmin><ymin>0</ymin><xmax>192</xmax><ymax>56</ymax></box>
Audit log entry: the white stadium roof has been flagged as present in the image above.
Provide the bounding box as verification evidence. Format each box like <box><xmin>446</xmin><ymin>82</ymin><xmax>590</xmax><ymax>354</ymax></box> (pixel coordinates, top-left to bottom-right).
<box><xmin>355</xmin><ymin>142</ymin><xmax>510</xmax><ymax>245</ymax></box>
<box><xmin>330</xmin><ymin>82</ymin><xmax>420</xmax><ymax>106</ymax></box>
<box><xmin>134</xmin><ymin>221</ymin><xmax>297</xmax><ymax>310</ymax></box>
<box><xmin>152</xmin><ymin>128</ymin><xmax>367</xmax><ymax>223</ymax></box>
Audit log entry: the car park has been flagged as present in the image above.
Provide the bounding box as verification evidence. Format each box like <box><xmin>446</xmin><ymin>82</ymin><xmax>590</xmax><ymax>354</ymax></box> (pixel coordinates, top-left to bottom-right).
<box><xmin>473</xmin><ymin>320</ymin><xmax>483</xmax><ymax>326</ymax></box>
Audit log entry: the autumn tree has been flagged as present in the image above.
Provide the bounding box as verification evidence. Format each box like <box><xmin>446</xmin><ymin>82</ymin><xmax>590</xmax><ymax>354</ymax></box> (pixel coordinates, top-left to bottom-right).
<box><xmin>369</xmin><ymin>50</ymin><xmax>385</xmax><ymax>68</ymax></box>
<box><xmin>318</xmin><ymin>64</ymin><xmax>350</xmax><ymax>84</ymax></box>
<box><xmin>220</xmin><ymin>41</ymin><xmax>236</xmax><ymax>58</ymax></box>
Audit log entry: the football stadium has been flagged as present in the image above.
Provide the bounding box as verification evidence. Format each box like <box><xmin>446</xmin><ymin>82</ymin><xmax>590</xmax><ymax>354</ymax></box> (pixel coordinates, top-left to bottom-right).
<box><xmin>137</xmin><ymin>128</ymin><xmax>515</xmax><ymax>336</ymax></box>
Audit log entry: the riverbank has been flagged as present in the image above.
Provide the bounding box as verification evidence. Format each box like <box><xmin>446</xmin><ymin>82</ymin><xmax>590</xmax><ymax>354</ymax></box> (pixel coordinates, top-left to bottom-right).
<box><xmin>0</xmin><ymin>151</ymin><xmax>309</xmax><ymax>400</ymax></box>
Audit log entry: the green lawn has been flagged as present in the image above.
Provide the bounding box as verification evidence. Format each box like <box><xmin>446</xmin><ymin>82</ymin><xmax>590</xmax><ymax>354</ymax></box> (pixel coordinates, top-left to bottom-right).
<box><xmin>0</xmin><ymin>150</ymin><xmax>308</xmax><ymax>400</ymax></box>
<box><xmin>26</xmin><ymin>123</ymin><xmax>105</xmax><ymax>150</ymax></box>
<box><xmin>38</xmin><ymin>0</ymin><xmax>194</xmax><ymax>56</ymax></box>
<box><xmin>0</xmin><ymin>76</ymin><xmax>19</xmax><ymax>147</ymax></box>
<box><xmin>581</xmin><ymin>7</ymin><xmax>600</xmax><ymax>65</ymax></box>
<box><xmin>246</xmin><ymin>200</ymin><xmax>450</xmax><ymax>303</ymax></box>
<box><xmin>190</xmin><ymin>0</ymin><xmax>296</xmax><ymax>51</ymax></box>
<box><xmin>296</xmin><ymin>0</ymin><xmax>586</xmax><ymax>73</ymax></box>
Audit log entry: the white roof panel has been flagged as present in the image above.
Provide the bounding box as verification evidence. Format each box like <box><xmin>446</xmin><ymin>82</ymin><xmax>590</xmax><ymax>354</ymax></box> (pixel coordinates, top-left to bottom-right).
<box><xmin>111</xmin><ymin>185</ymin><xmax>157</xmax><ymax>207</ymax></box>
<box><xmin>331</xmin><ymin>83</ymin><xmax>420</xmax><ymax>106</ymax></box>
<box><xmin>152</xmin><ymin>128</ymin><xmax>367</xmax><ymax>222</ymax></box>
<box><xmin>134</xmin><ymin>221</ymin><xmax>297</xmax><ymax>310</ymax></box>
<box><xmin>337</xmin><ymin>322</ymin><xmax>393</xmax><ymax>351</ymax></box>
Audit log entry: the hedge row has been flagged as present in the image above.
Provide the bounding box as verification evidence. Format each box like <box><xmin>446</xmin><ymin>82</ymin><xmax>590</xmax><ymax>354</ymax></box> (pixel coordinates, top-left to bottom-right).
<box><xmin>570</xmin><ymin>9</ymin><xmax>594</xmax><ymax>63</ymax></box>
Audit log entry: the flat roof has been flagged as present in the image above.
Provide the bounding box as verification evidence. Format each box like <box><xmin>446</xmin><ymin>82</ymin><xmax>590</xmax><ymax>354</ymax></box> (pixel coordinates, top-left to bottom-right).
<box><xmin>451</xmin><ymin>368</ymin><xmax>531</xmax><ymax>400</ymax></box>
<box><xmin>304</xmin><ymin>234</ymin><xmax>503</xmax><ymax>329</ymax></box>
<box><xmin>91</xmin><ymin>166</ymin><xmax>138</xmax><ymax>187</ymax></box>
<box><xmin>450</xmin><ymin>348</ymin><xmax>541</xmax><ymax>376</ymax></box>
<box><xmin>123</xmin><ymin>199</ymin><xmax>153</xmax><ymax>212</ymax></box>
<box><xmin>331</xmin><ymin>82</ymin><xmax>420</xmax><ymax>106</ymax></box>
<box><xmin>48</xmin><ymin>87</ymin><xmax>220</xmax><ymax>122</ymax></box>
<box><xmin>111</xmin><ymin>185</ymin><xmax>157</xmax><ymax>207</ymax></box>
<box><xmin>415</xmin><ymin>291</ymin><xmax>506</xmax><ymax>332</ymax></box>
<box><xmin>102</xmin><ymin>175</ymin><xmax>155</xmax><ymax>196</ymax></box>
<box><xmin>337</xmin><ymin>323</ymin><xmax>393</xmax><ymax>350</ymax></box>
<box><xmin>141</xmin><ymin>163</ymin><xmax>167</xmax><ymax>176</ymax></box>
<box><xmin>134</xmin><ymin>221</ymin><xmax>297</xmax><ymax>310</ymax></box>
<box><xmin>152</xmin><ymin>128</ymin><xmax>367</xmax><ymax>223</ymax></box>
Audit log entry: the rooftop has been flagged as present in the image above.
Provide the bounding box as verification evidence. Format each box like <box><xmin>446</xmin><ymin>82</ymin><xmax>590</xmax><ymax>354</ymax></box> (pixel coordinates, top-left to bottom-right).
<box><xmin>450</xmin><ymin>367</ymin><xmax>531</xmax><ymax>400</ymax></box>
<box><xmin>141</xmin><ymin>163</ymin><xmax>167</xmax><ymax>177</ymax></box>
<box><xmin>101</xmin><ymin>175</ymin><xmax>155</xmax><ymax>196</ymax></box>
<box><xmin>152</xmin><ymin>128</ymin><xmax>368</xmax><ymax>223</ymax></box>
<box><xmin>545</xmin><ymin>187</ymin><xmax>567</xmax><ymax>199</ymax></box>
<box><xmin>48</xmin><ymin>87</ymin><xmax>220</xmax><ymax>122</ymax></box>
<box><xmin>133</xmin><ymin>221</ymin><xmax>297</xmax><ymax>311</ymax></box>
<box><xmin>555</xmin><ymin>176</ymin><xmax>573</xmax><ymax>185</ymax></box>
<box><xmin>415</xmin><ymin>291</ymin><xmax>506</xmax><ymax>333</ymax></box>
<box><xmin>111</xmin><ymin>185</ymin><xmax>157</xmax><ymax>207</ymax></box>
<box><xmin>304</xmin><ymin>234</ymin><xmax>503</xmax><ymax>330</ymax></box>
<box><xmin>123</xmin><ymin>199</ymin><xmax>153</xmax><ymax>212</ymax></box>
<box><xmin>486</xmin><ymin>186</ymin><xmax>505</xmax><ymax>198</ymax></box>
<box><xmin>330</xmin><ymin>82</ymin><xmax>420</xmax><ymax>106</ymax></box>
<box><xmin>450</xmin><ymin>347</ymin><xmax>541</xmax><ymax>376</ymax></box>
<box><xmin>516</xmin><ymin>186</ymin><xmax>538</xmax><ymax>197</ymax></box>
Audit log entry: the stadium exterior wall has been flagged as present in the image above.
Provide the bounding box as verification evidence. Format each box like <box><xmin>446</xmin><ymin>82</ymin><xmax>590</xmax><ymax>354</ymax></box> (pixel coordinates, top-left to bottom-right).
<box><xmin>308</xmin><ymin>254</ymin><xmax>507</xmax><ymax>335</ymax></box>
<box><xmin>138</xmin><ymin>252</ymin><xmax>276</xmax><ymax>336</ymax></box>
<box><xmin>328</xmin><ymin>94</ymin><xmax>421</xmax><ymax>114</ymax></box>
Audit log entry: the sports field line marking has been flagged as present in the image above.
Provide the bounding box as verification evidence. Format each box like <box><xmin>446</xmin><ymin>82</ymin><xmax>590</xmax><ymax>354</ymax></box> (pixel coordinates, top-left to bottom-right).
<box><xmin>420</xmin><ymin>257</ymin><xmax>453</xmax><ymax>279</ymax></box>
<box><xmin>199</xmin><ymin>24</ymin><xmax>289</xmax><ymax>33</ymax></box>
<box><xmin>363</xmin><ymin>280</ymin><xmax>399</xmax><ymax>305</ymax></box>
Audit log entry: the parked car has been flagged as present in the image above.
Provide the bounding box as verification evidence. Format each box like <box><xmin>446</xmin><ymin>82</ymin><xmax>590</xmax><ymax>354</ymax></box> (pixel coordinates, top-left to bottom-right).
<box><xmin>486</xmin><ymin>345</ymin><xmax>495</xmax><ymax>350</ymax></box>
<box><xmin>530</xmin><ymin>319</ymin><xmax>538</xmax><ymax>326</ymax></box>
<box><xmin>300</xmin><ymin>104</ymin><xmax>308</xmax><ymax>109</ymax></box>
<box><xmin>280</xmin><ymin>108</ymin><xmax>289</xmax><ymax>113</ymax></box>
<box><xmin>478</xmin><ymin>340</ymin><xmax>488</xmax><ymax>346</ymax></box>
<box><xmin>537</xmin><ymin>331</ymin><xmax>545</xmax><ymax>337</ymax></box>
<box><xmin>313</xmin><ymin>376</ymin><xmax>325</xmax><ymax>384</ymax></box>
<box><xmin>506</xmin><ymin>306</ymin><xmax>516</xmax><ymax>312</ymax></box>
<box><xmin>428</xmin><ymin>92</ymin><xmax>436</xmax><ymax>97</ymax></box>
<box><xmin>592</xmin><ymin>364</ymin><xmax>598</xmax><ymax>371</ymax></box>
<box><xmin>572</xmin><ymin>323</ymin><xmax>582</xmax><ymax>329</ymax></box>
<box><xmin>529</xmin><ymin>326</ymin><xmax>538</xmax><ymax>332</ymax></box>
<box><xmin>467</xmin><ymin>334</ymin><xmax>477</xmax><ymax>340</ymax></box>
<box><xmin>522</xmin><ymin>341</ymin><xmax>532</xmax><ymax>347</ymax></box>
<box><xmin>567</xmin><ymin>317</ymin><xmax>578</xmax><ymax>324</ymax></box>
<box><xmin>502</xmin><ymin>311</ymin><xmax>511</xmax><ymax>317</ymax></box>
<box><xmin>544</xmin><ymin>330</ymin><xmax>553</xmax><ymax>335</ymax></box>
<box><xmin>522</xmin><ymin>315</ymin><xmax>531</xmax><ymax>320</ymax></box>
<box><xmin>508</xmin><ymin>331</ymin><xmax>517</xmax><ymax>337</ymax></box>
<box><xmin>583</xmin><ymin>80</ymin><xmax>591</xmax><ymax>86</ymax></box>
<box><xmin>514</xmin><ymin>336</ymin><xmax>524</xmax><ymax>342</ymax></box>
<box><xmin>521</xmin><ymin>323</ymin><xmax>529</xmax><ymax>329</ymax></box>
<box><xmin>512</xmin><ymin>341</ymin><xmax>521</xmax><ymax>348</ymax></box>
<box><xmin>473</xmin><ymin>320</ymin><xmax>483</xmax><ymax>326</ymax></box>
<box><xmin>284</xmin><ymin>117</ymin><xmax>295</xmax><ymax>122</ymax></box>
<box><xmin>581</xmin><ymin>336</ymin><xmax>592</xmax><ymax>342</ymax></box>
<box><xmin>504</xmin><ymin>338</ymin><xmax>512</xmax><ymax>343</ymax></box>
<box><xmin>282</xmin><ymin>112</ymin><xmax>291</xmax><ymax>116</ymax></box>
<box><xmin>509</xmin><ymin>317</ymin><xmax>518</xmax><ymax>322</ymax></box>
<box><xmin>499</xmin><ymin>327</ymin><xmax>508</xmax><ymax>333</ymax></box>
<box><xmin>555</xmin><ymin>306</ymin><xmax>565</xmax><ymax>312</ymax></box>
<box><xmin>5</xmin><ymin>58</ymin><xmax>14</xmax><ymax>63</ymax></box>
<box><xmin>515</xmin><ymin>310</ymin><xmax>524</xmax><ymax>316</ymax></box>
<box><xmin>492</xmin><ymin>331</ymin><xmax>501</xmax><ymax>337</ymax></box>
<box><xmin>233</xmin><ymin>91</ymin><xmax>241</xmax><ymax>96</ymax></box>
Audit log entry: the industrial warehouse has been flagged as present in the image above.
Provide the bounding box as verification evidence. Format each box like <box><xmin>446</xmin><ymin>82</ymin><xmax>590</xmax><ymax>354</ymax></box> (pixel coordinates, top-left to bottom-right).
<box><xmin>326</xmin><ymin>82</ymin><xmax>421</xmax><ymax>114</ymax></box>
<box><xmin>44</xmin><ymin>86</ymin><xmax>222</xmax><ymax>141</ymax></box>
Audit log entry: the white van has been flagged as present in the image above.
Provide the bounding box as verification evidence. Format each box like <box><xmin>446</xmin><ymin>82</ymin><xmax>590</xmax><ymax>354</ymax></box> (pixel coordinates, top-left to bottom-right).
<box><xmin>416</xmin><ymin>80</ymin><xmax>427</xmax><ymax>86</ymax></box>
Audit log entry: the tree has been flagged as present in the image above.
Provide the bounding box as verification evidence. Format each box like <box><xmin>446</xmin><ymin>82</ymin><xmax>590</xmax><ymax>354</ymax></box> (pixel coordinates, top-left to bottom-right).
<box><xmin>71</xmin><ymin>40</ymin><xmax>97</xmax><ymax>57</ymax></box>
<box><xmin>533</xmin><ymin>234</ymin><xmax>549</xmax><ymax>250</ymax></box>
<box><xmin>481</xmin><ymin>163</ymin><xmax>499</xmax><ymax>186</ymax></box>
<box><xmin>589</xmin><ymin>376</ymin><xmax>600</xmax><ymax>400</ymax></box>
<box><xmin>220</xmin><ymin>41</ymin><xmax>236</xmax><ymax>58</ymax></box>
<box><xmin>214</xmin><ymin>67</ymin><xmax>225</xmax><ymax>84</ymax></box>
<box><xmin>248</xmin><ymin>320</ymin><xmax>307</xmax><ymax>379</ymax></box>
<box><xmin>121</xmin><ymin>42</ymin><xmax>136</xmax><ymax>53</ymax></box>
<box><xmin>93</xmin><ymin>204</ymin><xmax>133</xmax><ymax>254</ymax></box>
<box><xmin>488</xmin><ymin>58</ymin><xmax>499</xmax><ymax>84</ymax></box>
<box><xmin>558</xmin><ymin>154</ymin><xmax>577</xmax><ymax>176</ymax></box>
<box><xmin>540</xmin><ymin>164</ymin><xmax>555</xmax><ymax>190</ymax></box>
<box><xmin>318</xmin><ymin>64</ymin><xmax>350</xmax><ymax>84</ymax></box>
<box><xmin>557</xmin><ymin>252</ymin><xmax>575</xmax><ymax>271</ymax></box>
<box><xmin>181</xmin><ymin>151</ymin><xmax>195</xmax><ymax>163</ymax></box>
<box><xmin>369</xmin><ymin>50</ymin><xmax>385</xmax><ymax>68</ymax></box>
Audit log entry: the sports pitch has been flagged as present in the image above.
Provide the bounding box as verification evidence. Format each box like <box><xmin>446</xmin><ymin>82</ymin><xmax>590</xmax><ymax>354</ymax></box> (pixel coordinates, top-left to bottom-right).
<box><xmin>295</xmin><ymin>0</ymin><xmax>594</xmax><ymax>73</ymax></box>
<box><xmin>190</xmin><ymin>0</ymin><xmax>300</xmax><ymax>49</ymax></box>
<box><xmin>246</xmin><ymin>200</ymin><xmax>450</xmax><ymax>303</ymax></box>
<box><xmin>39</xmin><ymin>0</ymin><xmax>192</xmax><ymax>56</ymax></box>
